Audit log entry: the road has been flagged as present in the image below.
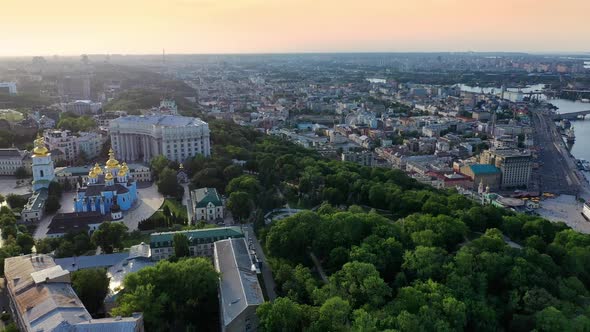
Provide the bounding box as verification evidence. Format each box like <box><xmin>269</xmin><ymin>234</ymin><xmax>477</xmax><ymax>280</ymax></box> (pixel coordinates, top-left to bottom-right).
<box><xmin>531</xmin><ymin>109</ymin><xmax>584</xmax><ymax>195</ymax></box>
<box><xmin>182</xmin><ymin>183</ymin><xmax>193</xmax><ymax>224</ymax></box>
<box><xmin>244</xmin><ymin>224</ymin><xmax>277</xmax><ymax>301</ymax></box>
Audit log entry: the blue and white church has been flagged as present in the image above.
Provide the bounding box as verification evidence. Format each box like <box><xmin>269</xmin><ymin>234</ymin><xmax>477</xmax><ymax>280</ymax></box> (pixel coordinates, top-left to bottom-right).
<box><xmin>73</xmin><ymin>148</ymin><xmax>138</xmax><ymax>217</ymax></box>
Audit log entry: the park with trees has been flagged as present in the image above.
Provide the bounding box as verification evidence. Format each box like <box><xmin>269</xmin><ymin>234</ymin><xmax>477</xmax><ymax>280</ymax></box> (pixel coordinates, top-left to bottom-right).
<box><xmin>120</xmin><ymin>119</ymin><xmax>590</xmax><ymax>330</ymax></box>
<box><xmin>162</xmin><ymin>119</ymin><xmax>590</xmax><ymax>331</ymax></box>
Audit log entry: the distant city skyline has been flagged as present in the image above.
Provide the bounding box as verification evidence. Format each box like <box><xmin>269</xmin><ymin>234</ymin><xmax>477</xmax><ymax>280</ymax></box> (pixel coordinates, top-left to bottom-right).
<box><xmin>1</xmin><ymin>0</ymin><xmax>589</xmax><ymax>56</ymax></box>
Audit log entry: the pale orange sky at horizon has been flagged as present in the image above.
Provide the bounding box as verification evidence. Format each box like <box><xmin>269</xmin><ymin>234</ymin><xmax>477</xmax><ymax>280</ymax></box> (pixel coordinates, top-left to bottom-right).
<box><xmin>1</xmin><ymin>0</ymin><xmax>589</xmax><ymax>56</ymax></box>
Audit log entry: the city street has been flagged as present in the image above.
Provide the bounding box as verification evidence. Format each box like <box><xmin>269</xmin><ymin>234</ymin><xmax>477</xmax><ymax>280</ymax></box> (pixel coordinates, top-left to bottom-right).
<box><xmin>244</xmin><ymin>224</ymin><xmax>277</xmax><ymax>301</ymax></box>
<box><xmin>531</xmin><ymin>110</ymin><xmax>583</xmax><ymax>195</ymax></box>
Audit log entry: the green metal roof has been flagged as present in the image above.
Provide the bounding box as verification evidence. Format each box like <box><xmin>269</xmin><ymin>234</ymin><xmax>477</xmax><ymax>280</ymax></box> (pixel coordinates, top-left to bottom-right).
<box><xmin>192</xmin><ymin>188</ymin><xmax>223</xmax><ymax>208</ymax></box>
<box><xmin>470</xmin><ymin>164</ymin><xmax>501</xmax><ymax>175</ymax></box>
<box><xmin>150</xmin><ymin>227</ymin><xmax>243</xmax><ymax>248</ymax></box>
<box><xmin>23</xmin><ymin>188</ymin><xmax>48</xmax><ymax>211</ymax></box>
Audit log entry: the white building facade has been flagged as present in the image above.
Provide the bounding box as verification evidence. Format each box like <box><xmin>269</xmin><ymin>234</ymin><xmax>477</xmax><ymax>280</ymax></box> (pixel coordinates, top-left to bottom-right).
<box><xmin>109</xmin><ymin>115</ymin><xmax>211</xmax><ymax>163</ymax></box>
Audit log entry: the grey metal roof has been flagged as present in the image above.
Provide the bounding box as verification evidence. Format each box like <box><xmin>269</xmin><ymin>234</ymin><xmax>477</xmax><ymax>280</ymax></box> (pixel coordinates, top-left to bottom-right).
<box><xmin>0</xmin><ymin>148</ymin><xmax>24</xmax><ymax>158</ymax></box>
<box><xmin>4</xmin><ymin>255</ymin><xmax>144</xmax><ymax>332</ymax></box>
<box><xmin>4</xmin><ymin>255</ymin><xmax>92</xmax><ymax>332</ymax></box>
<box><xmin>105</xmin><ymin>257</ymin><xmax>154</xmax><ymax>304</ymax></box>
<box><xmin>214</xmin><ymin>238</ymin><xmax>264</xmax><ymax>328</ymax></box>
<box><xmin>73</xmin><ymin>314</ymin><xmax>144</xmax><ymax>332</ymax></box>
<box><xmin>55</xmin><ymin>253</ymin><xmax>129</xmax><ymax>272</ymax></box>
<box><xmin>112</xmin><ymin>115</ymin><xmax>207</xmax><ymax>127</ymax></box>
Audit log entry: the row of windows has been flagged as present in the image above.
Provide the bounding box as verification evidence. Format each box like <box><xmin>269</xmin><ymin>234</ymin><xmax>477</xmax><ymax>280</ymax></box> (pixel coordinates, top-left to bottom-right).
<box><xmin>153</xmin><ymin>236</ymin><xmax>230</xmax><ymax>247</ymax></box>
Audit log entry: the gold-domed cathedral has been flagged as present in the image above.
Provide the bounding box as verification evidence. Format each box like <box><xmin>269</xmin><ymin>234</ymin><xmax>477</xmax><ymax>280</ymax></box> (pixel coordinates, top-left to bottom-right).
<box><xmin>73</xmin><ymin>148</ymin><xmax>137</xmax><ymax>217</ymax></box>
<box><xmin>32</xmin><ymin>135</ymin><xmax>55</xmax><ymax>191</ymax></box>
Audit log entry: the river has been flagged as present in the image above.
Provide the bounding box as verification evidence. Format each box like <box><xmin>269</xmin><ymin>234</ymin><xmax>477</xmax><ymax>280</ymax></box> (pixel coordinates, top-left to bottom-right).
<box><xmin>458</xmin><ymin>84</ymin><xmax>590</xmax><ymax>162</ymax></box>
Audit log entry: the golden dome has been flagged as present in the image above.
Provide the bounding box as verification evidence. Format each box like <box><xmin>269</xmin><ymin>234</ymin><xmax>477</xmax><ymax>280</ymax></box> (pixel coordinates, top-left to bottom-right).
<box><xmin>117</xmin><ymin>168</ymin><xmax>127</xmax><ymax>177</ymax></box>
<box><xmin>105</xmin><ymin>148</ymin><xmax>120</xmax><ymax>169</ymax></box>
<box><xmin>88</xmin><ymin>170</ymin><xmax>98</xmax><ymax>179</ymax></box>
<box><xmin>121</xmin><ymin>162</ymin><xmax>129</xmax><ymax>172</ymax></box>
<box><xmin>33</xmin><ymin>135</ymin><xmax>49</xmax><ymax>156</ymax></box>
<box><xmin>92</xmin><ymin>163</ymin><xmax>103</xmax><ymax>175</ymax></box>
<box><xmin>105</xmin><ymin>172</ymin><xmax>114</xmax><ymax>181</ymax></box>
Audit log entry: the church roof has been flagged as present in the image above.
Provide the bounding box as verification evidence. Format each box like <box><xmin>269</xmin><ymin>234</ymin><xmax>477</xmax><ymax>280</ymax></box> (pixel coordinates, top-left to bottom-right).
<box><xmin>192</xmin><ymin>188</ymin><xmax>223</xmax><ymax>208</ymax></box>
<box><xmin>83</xmin><ymin>183</ymin><xmax>130</xmax><ymax>197</ymax></box>
<box><xmin>47</xmin><ymin>212</ymin><xmax>105</xmax><ymax>235</ymax></box>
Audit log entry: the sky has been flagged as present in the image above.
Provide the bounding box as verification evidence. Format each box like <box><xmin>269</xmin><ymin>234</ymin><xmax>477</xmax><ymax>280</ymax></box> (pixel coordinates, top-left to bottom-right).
<box><xmin>1</xmin><ymin>0</ymin><xmax>589</xmax><ymax>56</ymax></box>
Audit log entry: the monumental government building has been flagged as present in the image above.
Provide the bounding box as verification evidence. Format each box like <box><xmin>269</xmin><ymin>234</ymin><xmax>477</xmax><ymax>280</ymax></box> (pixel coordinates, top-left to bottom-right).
<box><xmin>109</xmin><ymin>115</ymin><xmax>211</xmax><ymax>163</ymax></box>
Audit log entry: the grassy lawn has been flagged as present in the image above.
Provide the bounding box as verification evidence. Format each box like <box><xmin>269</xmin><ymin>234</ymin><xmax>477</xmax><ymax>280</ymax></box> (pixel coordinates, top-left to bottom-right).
<box><xmin>147</xmin><ymin>198</ymin><xmax>189</xmax><ymax>225</ymax></box>
<box><xmin>161</xmin><ymin>198</ymin><xmax>188</xmax><ymax>219</ymax></box>
<box><xmin>0</xmin><ymin>109</ymin><xmax>24</xmax><ymax>122</ymax></box>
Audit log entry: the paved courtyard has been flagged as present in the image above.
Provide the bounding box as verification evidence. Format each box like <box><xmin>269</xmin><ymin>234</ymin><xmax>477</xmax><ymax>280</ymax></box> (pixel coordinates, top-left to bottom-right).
<box><xmin>0</xmin><ymin>177</ymin><xmax>33</xmax><ymax>197</ymax></box>
<box><xmin>34</xmin><ymin>183</ymin><xmax>164</xmax><ymax>239</ymax></box>
<box><xmin>537</xmin><ymin>194</ymin><xmax>590</xmax><ymax>234</ymax></box>
<box><xmin>121</xmin><ymin>184</ymin><xmax>164</xmax><ymax>231</ymax></box>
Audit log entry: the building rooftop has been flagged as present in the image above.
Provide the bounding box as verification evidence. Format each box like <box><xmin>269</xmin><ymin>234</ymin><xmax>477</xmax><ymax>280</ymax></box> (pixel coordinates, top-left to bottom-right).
<box><xmin>112</xmin><ymin>115</ymin><xmax>207</xmax><ymax>128</ymax></box>
<box><xmin>214</xmin><ymin>238</ymin><xmax>264</xmax><ymax>329</ymax></box>
<box><xmin>4</xmin><ymin>254</ymin><xmax>92</xmax><ymax>332</ymax></box>
<box><xmin>0</xmin><ymin>148</ymin><xmax>25</xmax><ymax>158</ymax></box>
<box><xmin>23</xmin><ymin>188</ymin><xmax>48</xmax><ymax>212</ymax></box>
<box><xmin>106</xmin><ymin>257</ymin><xmax>154</xmax><ymax>304</ymax></box>
<box><xmin>470</xmin><ymin>164</ymin><xmax>501</xmax><ymax>175</ymax></box>
<box><xmin>192</xmin><ymin>187</ymin><xmax>223</xmax><ymax>208</ymax></box>
<box><xmin>55</xmin><ymin>253</ymin><xmax>130</xmax><ymax>272</ymax></box>
<box><xmin>47</xmin><ymin>212</ymin><xmax>105</xmax><ymax>235</ymax></box>
<box><xmin>55</xmin><ymin>163</ymin><xmax>149</xmax><ymax>177</ymax></box>
<box><xmin>491</xmin><ymin>149</ymin><xmax>532</xmax><ymax>158</ymax></box>
<box><xmin>150</xmin><ymin>227</ymin><xmax>243</xmax><ymax>248</ymax></box>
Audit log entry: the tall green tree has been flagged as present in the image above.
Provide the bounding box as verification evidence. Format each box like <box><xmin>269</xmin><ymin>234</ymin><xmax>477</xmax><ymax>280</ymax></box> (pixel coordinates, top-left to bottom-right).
<box><xmin>71</xmin><ymin>268</ymin><xmax>110</xmax><ymax>316</ymax></box>
<box><xmin>173</xmin><ymin>233</ymin><xmax>190</xmax><ymax>257</ymax></box>
<box><xmin>16</xmin><ymin>233</ymin><xmax>34</xmax><ymax>254</ymax></box>
<box><xmin>227</xmin><ymin>191</ymin><xmax>252</xmax><ymax>222</ymax></box>
<box><xmin>156</xmin><ymin>167</ymin><xmax>183</xmax><ymax>199</ymax></box>
<box><xmin>91</xmin><ymin>222</ymin><xmax>128</xmax><ymax>254</ymax></box>
<box><xmin>112</xmin><ymin>258</ymin><xmax>219</xmax><ymax>331</ymax></box>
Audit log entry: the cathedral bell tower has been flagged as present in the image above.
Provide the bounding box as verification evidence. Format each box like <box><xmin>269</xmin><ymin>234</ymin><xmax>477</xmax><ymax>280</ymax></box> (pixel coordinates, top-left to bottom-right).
<box><xmin>31</xmin><ymin>135</ymin><xmax>55</xmax><ymax>191</ymax></box>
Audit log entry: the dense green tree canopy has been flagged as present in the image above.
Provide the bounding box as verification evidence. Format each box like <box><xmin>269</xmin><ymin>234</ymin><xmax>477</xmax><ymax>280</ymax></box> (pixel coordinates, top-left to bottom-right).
<box><xmin>112</xmin><ymin>258</ymin><xmax>219</xmax><ymax>331</ymax></box>
<box><xmin>71</xmin><ymin>268</ymin><xmax>110</xmax><ymax>316</ymax></box>
<box><xmin>91</xmin><ymin>222</ymin><xmax>128</xmax><ymax>254</ymax></box>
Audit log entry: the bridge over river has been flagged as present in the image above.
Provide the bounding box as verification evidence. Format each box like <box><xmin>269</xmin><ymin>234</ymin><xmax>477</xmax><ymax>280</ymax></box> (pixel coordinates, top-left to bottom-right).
<box><xmin>552</xmin><ymin>110</ymin><xmax>590</xmax><ymax>120</ymax></box>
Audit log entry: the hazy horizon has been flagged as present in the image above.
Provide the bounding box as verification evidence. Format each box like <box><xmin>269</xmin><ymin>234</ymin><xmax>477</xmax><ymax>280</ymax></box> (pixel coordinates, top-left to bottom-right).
<box><xmin>1</xmin><ymin>0</ymin><xmax>589</xmax><ymax>56</ymax></box>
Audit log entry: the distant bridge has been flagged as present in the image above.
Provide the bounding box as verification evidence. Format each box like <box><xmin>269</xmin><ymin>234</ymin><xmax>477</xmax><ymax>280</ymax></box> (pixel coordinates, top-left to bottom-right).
<box><xmin>552</xmin><ymin>110</ymin><xmax>590</xmax><ymax>120</ymax></box>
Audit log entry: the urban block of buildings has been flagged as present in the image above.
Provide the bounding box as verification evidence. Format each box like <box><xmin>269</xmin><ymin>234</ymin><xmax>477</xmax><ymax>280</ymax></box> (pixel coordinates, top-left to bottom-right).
<box><xmin>4</xmin><ymin>254</ymin><xmax>144</xmax><ymax>332</ymax></box>
<box><xmin>109</xmin><ymin>115</ymin><xmax>211</xmax><ymax>163</ymax></box>
<box><xmin>43</xmin><ymin>130</ymin><xmax>105</xmax><ymax>163</ymax></box>
<box><xmin>0</xmin><ymin>148</ymin><xmax>31</xmax><ymax>175</ymax></box>
<box><xmin>150</xmin><ymin>227</ymin><xmax>244</xmax><ymax>261</ymax></box>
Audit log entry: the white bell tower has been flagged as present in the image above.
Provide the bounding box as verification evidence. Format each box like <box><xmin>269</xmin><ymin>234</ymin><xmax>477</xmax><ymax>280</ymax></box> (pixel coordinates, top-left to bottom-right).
<box><xmin>31</xmin><ymin>135</ymin><xmax>55</xmax><ymax>191</ymax></box>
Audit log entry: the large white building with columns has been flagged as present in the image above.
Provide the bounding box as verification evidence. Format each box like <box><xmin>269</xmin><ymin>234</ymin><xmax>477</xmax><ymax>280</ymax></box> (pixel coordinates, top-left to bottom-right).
<box><xmin>109</xmin><ymin>115</ymin><xmax>211</xmax><ymax>163</ymax></box>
